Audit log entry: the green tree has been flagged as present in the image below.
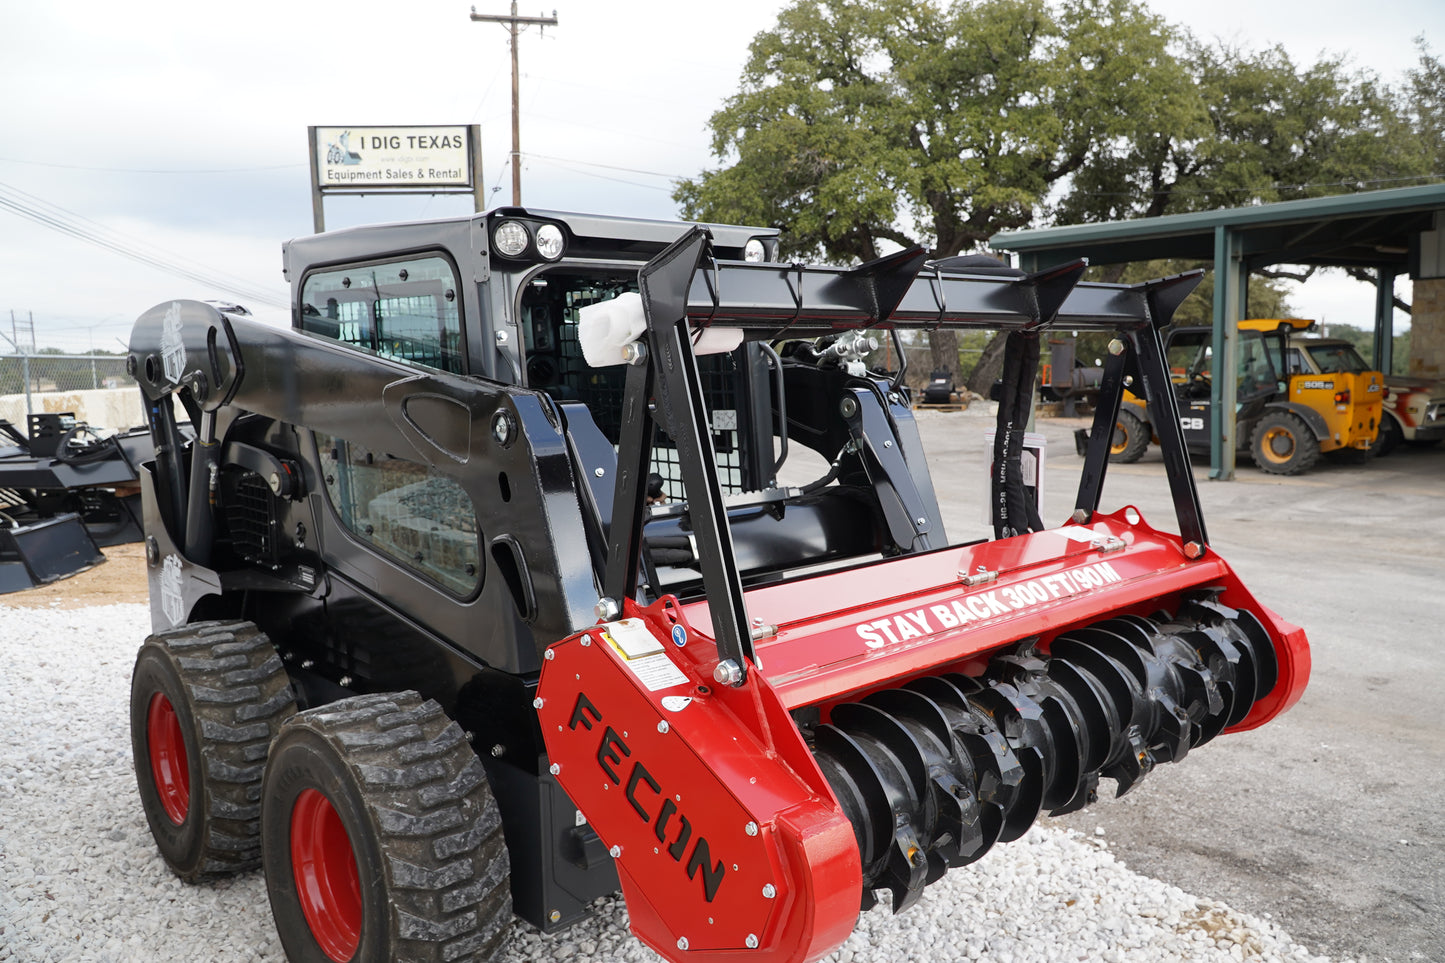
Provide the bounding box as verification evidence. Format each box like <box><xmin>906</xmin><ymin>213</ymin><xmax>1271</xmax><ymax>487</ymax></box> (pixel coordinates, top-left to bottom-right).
<box><xmin>675</xmin><ymin>0</ymin><xmax>1197</xmax><ymax>389</ymax></box>
<box><xmin>1056</xmin><ymin>42</ymin><xmax>1423</xmax><ymax>225</ymax></box>
<box><xmin>679</xmin><ymin>0</ymin><xmax>1431</xmax><ymax>392</ymax></box>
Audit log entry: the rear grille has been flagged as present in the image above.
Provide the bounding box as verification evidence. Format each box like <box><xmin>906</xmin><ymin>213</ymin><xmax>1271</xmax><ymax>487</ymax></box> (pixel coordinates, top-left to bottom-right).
<box><xmin>223</xmin><ymin>470</ymin><xmax>279</xmax><ymax>567</ymax></box>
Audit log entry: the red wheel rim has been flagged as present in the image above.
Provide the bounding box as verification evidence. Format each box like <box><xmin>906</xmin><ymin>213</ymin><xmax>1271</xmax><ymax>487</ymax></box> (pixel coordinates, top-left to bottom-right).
<box><xmin>146</xmin><ymin>692</ymin><xmax>189</xmax><ymax>825</ymax></box>
<box><xmin>291</xmin><ymin>788</ymin><xmax>362</xmax><ymax>961</ymax></box>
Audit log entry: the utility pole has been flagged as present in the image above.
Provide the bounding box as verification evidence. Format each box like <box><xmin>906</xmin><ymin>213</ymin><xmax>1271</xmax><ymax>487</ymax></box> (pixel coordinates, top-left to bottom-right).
<box><xmin>470</xmin><ymin>3</ymin><xmax>558</xmax><ymax>207</ymax></box>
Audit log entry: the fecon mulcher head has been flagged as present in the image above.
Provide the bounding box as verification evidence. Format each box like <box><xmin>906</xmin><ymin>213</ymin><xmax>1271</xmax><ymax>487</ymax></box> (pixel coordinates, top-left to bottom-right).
<box><xmin>126</xmin><ymin>211</ymin><xmax>1309</xmax><ymax>963</ymax></box>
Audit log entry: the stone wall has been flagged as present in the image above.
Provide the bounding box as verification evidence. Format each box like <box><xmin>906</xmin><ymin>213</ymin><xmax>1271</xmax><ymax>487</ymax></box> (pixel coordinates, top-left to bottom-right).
<box><xmin>1410</xmin><ymin>277</ymin><xmax>1445</xmax><ymax>380</ymax></box>
<box><xmin>0</xmin><ymin>388</ymin><xmax>148</xmax><ymax>432</ymax></box>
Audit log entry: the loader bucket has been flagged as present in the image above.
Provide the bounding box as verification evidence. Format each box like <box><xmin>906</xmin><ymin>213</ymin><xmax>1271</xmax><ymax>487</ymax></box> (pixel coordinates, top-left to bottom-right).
<box><xmin>0</xmin><ymin>512</ymin><xmax>104</xmax><ymax>595</ymax></box>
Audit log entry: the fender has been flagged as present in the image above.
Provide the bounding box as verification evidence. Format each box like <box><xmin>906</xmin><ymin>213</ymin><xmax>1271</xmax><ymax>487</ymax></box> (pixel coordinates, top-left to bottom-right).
<box><xmin>1119</xmin><ymin>398</ymin><xmax>1149</xmax><ymax>426</ymax></box>
<box><xmin>1262</xmin><ymin>401</ymin><xmax>1330</xmax><ymax>440</ymax></box>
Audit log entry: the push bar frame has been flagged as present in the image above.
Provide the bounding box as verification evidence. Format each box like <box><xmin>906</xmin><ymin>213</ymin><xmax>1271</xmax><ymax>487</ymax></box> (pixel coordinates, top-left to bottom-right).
<box><xmin>602</xmin><ymin>228</ymin><xmax>1205</xmax><ymax>686</ymax></box>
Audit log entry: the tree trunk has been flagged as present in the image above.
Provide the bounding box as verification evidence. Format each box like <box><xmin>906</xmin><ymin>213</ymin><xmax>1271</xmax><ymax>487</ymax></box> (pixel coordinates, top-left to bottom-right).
<box><xmin>927</xmin><ymin>329</ymin><xmax>960</xmax><ymax>380</ymax></box>
<box><xmin>964</xmin><ymin>332</ymin><xmax>1009</xmax><ymax>397</ymax></box>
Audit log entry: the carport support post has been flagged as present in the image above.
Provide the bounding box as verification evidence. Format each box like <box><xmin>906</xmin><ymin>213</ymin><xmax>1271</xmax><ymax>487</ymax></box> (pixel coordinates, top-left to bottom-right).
<box><xmin>1373</xmin><ymin>267</ymin><xmax>1396</xmax><ymax>375</ymax></box>
<box><xmin>1210</xmin><ymin>225</ymin><xmax>1243</xmax><ymax>480</ymax></box>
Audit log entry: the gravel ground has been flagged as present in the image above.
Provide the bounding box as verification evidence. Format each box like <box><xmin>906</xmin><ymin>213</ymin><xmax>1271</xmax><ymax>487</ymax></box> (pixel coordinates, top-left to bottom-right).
<box><xmin>1</xmin><ymin>603</ymin><xmax>1346</xmax><ymax>963</ymax></box>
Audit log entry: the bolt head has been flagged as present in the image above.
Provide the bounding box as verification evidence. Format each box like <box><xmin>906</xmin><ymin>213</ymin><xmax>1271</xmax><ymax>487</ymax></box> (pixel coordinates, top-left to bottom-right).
<box><xmin>744</xmin><ymin>821</ymin><xmax>759</xmax><ymax>836</ymax></box>
<box><xmin>609</xmin><ymin>844</ymin><xmax>622</xmax><ymax>858</ymax></box>
<box><xmin>593</xmin><ymin>466</ymin><xmax>605</xmax><ymax>477</ymax></box>
<box><xmin>533</xmin><ymin>697</ymin><xmax>545</xmax><ymax>709</ymax></box>
<box><xmin>491</xmin><ymin>744</ymin><xmax>506</xmax><ymax>757</ymax></box>
<box><xmin>838</xmin><ymin>396</ymin><xmax>859</xmax><ymax>419</ymax></box>
<box><xmin>594</xmin><ymin>597</ymin><xmax>621</xmax><ymax>621</ymax></box>
<box><xmin>549</xmin><ymin>909</ymin><xmax>561</xmax><ymax>923</ymax></box>
<box><xmin>714</xmin><ymin>659</ymin><xmax>743</xmax><ymax>687</ymax></box>
<box><xmin>1184</xmin><ymin>541</ymin><xmax>1206</xmax><ymax>559</ymax></box>
<box><xmin>1071</xmin><ymin>508</ymin><xmax>1090</xmax><ymax>524</ymax></box>
<box><xmin>490</xmin><ymin>409</ymin><xmax>514</xmax><ymax>446</ymax></box>
<box><xmin>677</xmin><ymin>937</ymin><xmax>690</xmax><ymax>951</ymax></box>
<box><xmin>495</xmin><ymin>330</ymin><xmax>510</xmax><ymax>346</ymax></box>
<box><xmin>762</xmin><ymin>883</ymin><xmax>776</xmax><ymax>898</ymax></box>
<box><xmin>657</xmin><ymin>720</ymin><xmax>670</xmax><ymax>734</ymax></box>
<box><xmin>544</xmin><ymin>648</ymin><xmax>555</xmax><ymax>660</ymax></box>
<box><xmin>549</xmin><ymin>763</ymin><xmax>561</xmax><ymax>776</ymax></box>
<box><xmin>1108</xmin><ymin>338</ymin><xmax>1125</xmax><ymax>356</ymax></box>
<box><xmin>746</xmin><ymin>934</ymin><xmax>759</xmax><ymax>949</ymax></box>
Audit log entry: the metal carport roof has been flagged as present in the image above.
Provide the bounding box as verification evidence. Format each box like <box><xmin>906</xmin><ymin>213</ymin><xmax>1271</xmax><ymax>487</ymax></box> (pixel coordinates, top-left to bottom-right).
<box><xmin>991</xmin><ymin>183</ymin><xmax>1445</xmax><ymax>479</ymax></box>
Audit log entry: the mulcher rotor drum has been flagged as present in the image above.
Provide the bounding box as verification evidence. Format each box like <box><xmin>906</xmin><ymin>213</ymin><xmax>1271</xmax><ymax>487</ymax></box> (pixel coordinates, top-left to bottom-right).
<box><xmin>812</xmin><ymin>594</ymin><xmax>1279</xmax><ymax>913</ymax></box>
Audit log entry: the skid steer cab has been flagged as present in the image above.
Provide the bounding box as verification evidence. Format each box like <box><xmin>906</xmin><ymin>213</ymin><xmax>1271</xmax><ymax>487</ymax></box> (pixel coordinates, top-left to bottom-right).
<box><xmin>125</xmin><ymin>209</ymin><xmax>1309</xmax><ymax>963</ymax></box>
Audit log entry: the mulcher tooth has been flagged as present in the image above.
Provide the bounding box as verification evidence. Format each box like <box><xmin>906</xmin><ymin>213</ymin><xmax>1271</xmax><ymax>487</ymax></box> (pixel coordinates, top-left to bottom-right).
<box><xmin>954</xmin><ymin>725</ymin><xmax>1018</xmax><ymax>853</ymax></box>
<box><xmin>1102</xmin><ymin>727</ymin><xmax>1155</xmax><ymax>797</ymax></box>
<box><xmin>926</xmin><ymin>768</ymin><xmax>977</xmax><ymax>866</ymax></box>
<box><xmin>1048</xmin><ymin>769</ymin><xmax>1100</xmax><ymax>816</ymax></box>
<box><xmin>883</xmin><ymin>826</ymin><xmax>930</xmax><ymax>914</ymax></box>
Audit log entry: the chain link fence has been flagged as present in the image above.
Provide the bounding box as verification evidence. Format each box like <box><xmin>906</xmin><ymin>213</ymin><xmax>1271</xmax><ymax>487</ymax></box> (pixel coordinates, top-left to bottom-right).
<box><xmin>1</xmin><ymin>354</ymin><xmax>135</xmax><ymax>426</ymax></box>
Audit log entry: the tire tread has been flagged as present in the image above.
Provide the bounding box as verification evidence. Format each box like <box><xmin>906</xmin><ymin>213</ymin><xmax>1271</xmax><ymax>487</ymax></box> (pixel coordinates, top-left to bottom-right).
<box><xmin>274</xmin><ymin>692</ymin><xmax>512</xmax><ymax>962</ymax></box>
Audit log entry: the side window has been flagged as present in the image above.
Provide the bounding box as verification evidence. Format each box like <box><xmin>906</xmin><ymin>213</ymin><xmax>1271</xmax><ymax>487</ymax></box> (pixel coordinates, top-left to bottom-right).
<box><xmin>1287</xmin><ymin>348</ymin><xmax>1307</xmax><ymax>376</ymax></box>
<box><xmin>1237</xmin><ymin>334</ymin><xmax>1275</xmax><ymax>395</ymax></box>
<box><xmin>315</xmin><ymin>433</ymin><xmax>481</xmax><ymax>596</ymax></box>
<box><xmin>1166</xmin><ymin>335</ymin><xmax>1209</xmax><ymax>380</ymax></box>
<box><xmin>300</xmin><ymin>255</ymin><xmax>464</xmax><ymax>374</ymax></box>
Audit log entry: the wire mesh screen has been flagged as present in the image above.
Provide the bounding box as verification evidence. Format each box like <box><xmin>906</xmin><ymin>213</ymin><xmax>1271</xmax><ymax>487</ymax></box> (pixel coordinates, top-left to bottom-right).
<box><xmin>536</xmin><ymin>280</ymin><xmax>750</xmax><ymax>499</ymax></box>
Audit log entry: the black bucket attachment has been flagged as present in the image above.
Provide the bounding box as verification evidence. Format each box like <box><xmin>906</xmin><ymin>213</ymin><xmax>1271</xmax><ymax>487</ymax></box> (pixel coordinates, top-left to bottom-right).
<box><xmin>0</xmin><ymin>512</ymin><xmax>105</xmax><ymax>595</ymax></box>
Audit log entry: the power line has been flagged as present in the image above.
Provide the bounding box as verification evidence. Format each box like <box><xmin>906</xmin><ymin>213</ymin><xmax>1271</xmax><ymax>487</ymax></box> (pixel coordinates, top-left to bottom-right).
<box><xmin>0</xmin><ymin>155</ymin><xmax>303</xmax><ymax>175</ymax></box>
<box><xmin>523</xmin><ymin>152</ymin><xmax>684</xmax><ymax>180</ymax></box>
<box><xmin>0</xmin><ymin>180</ymin><xmax>288</xmax><ymax>310</ymax></box>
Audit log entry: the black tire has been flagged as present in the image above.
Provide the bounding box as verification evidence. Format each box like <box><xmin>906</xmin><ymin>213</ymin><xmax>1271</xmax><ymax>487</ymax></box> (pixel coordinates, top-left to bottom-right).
<box><xmin>1250</xmin><ymin>410</ymin><xmax>1321</xmax><ymax>475</ymax></box>
<box><xmin>1107</xmin><ymin>409</ymin><xmax>1150</xmax><ymax>463</ymax></box>
<box><xmin>261</xmin><ymin>692</ymin><xmax>512</xmax><ymax>963</ymax></box>
<box><xmin>130</xmin><ymin>620</ymin><xmax>297</xmax><ymax>880</ymax></box>
<box><xmin>1366</xmin><ymin>412</ymin><xmax>1403</xmax><ymax>457</ymax></box>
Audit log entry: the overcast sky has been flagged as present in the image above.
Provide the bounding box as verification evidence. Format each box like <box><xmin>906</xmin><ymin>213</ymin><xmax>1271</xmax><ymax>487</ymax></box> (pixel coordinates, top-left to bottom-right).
<box><xmin>1</xmin><ymin>0</ymin><xmax>1440</xmax><ymax>352</ymax></box>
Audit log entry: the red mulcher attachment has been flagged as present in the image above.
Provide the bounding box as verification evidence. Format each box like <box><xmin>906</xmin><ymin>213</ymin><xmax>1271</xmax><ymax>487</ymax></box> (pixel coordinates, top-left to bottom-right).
<box><xmin>539</xmin><ymin>507</ymin><xmax>1307</xmax><ymax>962</ymax></box>
<box><xmin>538</xmin><ymin>228</ymin><xmax>1308</xmax><ymax>963</ymax></box>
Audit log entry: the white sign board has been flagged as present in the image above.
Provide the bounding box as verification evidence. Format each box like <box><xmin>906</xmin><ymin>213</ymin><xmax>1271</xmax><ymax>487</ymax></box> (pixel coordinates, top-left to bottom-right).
<box><xmin>313</xmin><ymin>126</ymin><xmax>472</xmax><ymax>190</ymax></box>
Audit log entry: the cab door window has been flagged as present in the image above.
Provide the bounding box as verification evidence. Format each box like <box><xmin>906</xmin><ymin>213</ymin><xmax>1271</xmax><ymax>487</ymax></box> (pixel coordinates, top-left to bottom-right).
<box><xmin>315</xmin><ymin>432</ymin><xmax>481</xmax><ymax>596</ymax></box>
<box><xmin>300</xmin><ymin>255</ymin><xmax>464</xmax><ymax>374</ymax></box>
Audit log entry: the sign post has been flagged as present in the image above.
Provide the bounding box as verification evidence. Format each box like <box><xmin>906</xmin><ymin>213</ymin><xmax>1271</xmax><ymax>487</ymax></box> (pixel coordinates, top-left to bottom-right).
<box><xmin>308</xmin><ymin>125</ymin><xmax>483</xmax><ymax>233</ymax></box>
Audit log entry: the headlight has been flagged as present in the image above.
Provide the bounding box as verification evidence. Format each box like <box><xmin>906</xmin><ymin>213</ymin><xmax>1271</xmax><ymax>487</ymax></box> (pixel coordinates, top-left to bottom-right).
<box><xmin>535</xmin><ymin>223</ymin><xmax>565</xmax><ymax>260</ymax></box>
<box><xmin>743</xmin><ymin>238</ymin><xmax>767</xmax><ymax>263</ymax></box>
<box><xmin>493</xmin><ymin>220</ymin><xmax>529</xmax><ymax>258</ymax></box>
